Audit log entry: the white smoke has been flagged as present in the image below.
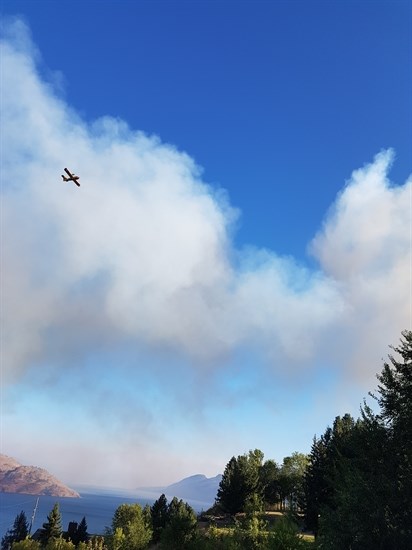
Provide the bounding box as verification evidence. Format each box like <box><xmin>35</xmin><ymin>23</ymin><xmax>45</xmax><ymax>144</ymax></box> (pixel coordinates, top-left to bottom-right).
<box><xmin>311</xmin><ymin>149</ymin><xmax>411</xmax><ymax>378</ymax></box>
<box><xmin>1</xmin><ymin>18</ymin><xmax>410</xmax><ymax>388</ymax></box>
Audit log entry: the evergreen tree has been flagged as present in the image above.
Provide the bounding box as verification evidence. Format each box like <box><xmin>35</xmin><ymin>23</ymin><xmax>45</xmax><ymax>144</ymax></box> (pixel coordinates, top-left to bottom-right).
<box><xmin>313</xmin><ymin>411</ymin><xmax>398</xmax><ymax>549</ymax></box>
<box><xmin>216</xmin><ymin>449</ymin><xmax>264</xmax><ymax>514</ymax></box>
<box><xmin>303</xmin><ymin>415</ymin><xmax>358</xmax><ymax>539</ymax></box>
<box><xmin>1</xmin><ymin>511</ymin><xmax>29</xmax><ymax>550</ymax></box>
<box><xmin>374</xmin><ymin>329</ymin><xmax>412</xmax><ymax>434</ymax></box>
<box><xmin>150</xmin><ymin>494</ymin><xmax>168</xmax><ymax>543</ymax></box>
<box><xmin>305</xmin><ymin>331</ymin><xmax>412</xmax><ymax>548</ymax></box>
<box><xmin>216</xmin><ymin>456</ymin><xmax>244</xmax><ymax>514</ymax></box>
<box><xmin>76</xmin><ymin>518</ymin><xmax>89</xmax><ymax>545</ymax></box>
<box><xmin>39</xmin><ymin>504</ymin><xmax>62</xmax><ymax>547</ymax></box>
<box><xmin>370</xmin><ymin>329</ymin><xmax>412</xmax><ymax>547</ymax></box>
<box><xmin>160</xmin><ymin>497</ymin><xmax>197</xmax><ymax>550</ymax></box>
<box><xmin>66</xmin><ymin>523</ymin><xmax>78</xmax><ymax>544</ymax></box>
<box><xmin>66</xmin><ymin>518</ymin><xmax>88</xmax><ymax>546</ymax></box>
<box><xmin>303</xmin><ymin>429</ymin><xmax>332</xmax><ymax>535</ymax></box>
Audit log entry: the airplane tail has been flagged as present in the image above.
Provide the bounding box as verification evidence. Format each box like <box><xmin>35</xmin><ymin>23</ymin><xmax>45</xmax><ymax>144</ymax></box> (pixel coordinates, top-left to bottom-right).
<box><xmin>61</xmin><ymin>175</ymin><xmax>69</xmax><ymax>181</ymax></box>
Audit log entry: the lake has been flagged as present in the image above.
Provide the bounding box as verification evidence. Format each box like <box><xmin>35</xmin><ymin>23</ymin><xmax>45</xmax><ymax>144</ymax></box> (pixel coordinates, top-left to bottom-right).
<box><xmin>0</xmin><ymin>491</ymin><xmax>211</xmax><ymax>539</ymax></box>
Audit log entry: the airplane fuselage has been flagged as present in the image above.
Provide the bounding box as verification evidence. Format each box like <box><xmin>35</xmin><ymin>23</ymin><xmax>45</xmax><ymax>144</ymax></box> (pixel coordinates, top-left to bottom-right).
<box><xmin>62</xmin><ymin>167</ymin><xmax>80</xmax><ymax>187</ymax></box>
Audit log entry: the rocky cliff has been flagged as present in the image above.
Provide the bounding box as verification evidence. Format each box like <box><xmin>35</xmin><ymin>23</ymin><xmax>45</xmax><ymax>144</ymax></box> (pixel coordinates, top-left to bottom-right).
<box><xmin>0</xmin><ymin>454</ymin><xmax>79</xmax><ymax>497</ymax></box>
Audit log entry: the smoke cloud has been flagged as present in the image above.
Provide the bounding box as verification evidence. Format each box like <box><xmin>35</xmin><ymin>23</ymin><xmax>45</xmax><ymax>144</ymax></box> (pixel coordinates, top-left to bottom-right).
<box><xmin>1</xmin><ymin>19</ymin><xmax>410</xmax><ymax>390</ymax></box>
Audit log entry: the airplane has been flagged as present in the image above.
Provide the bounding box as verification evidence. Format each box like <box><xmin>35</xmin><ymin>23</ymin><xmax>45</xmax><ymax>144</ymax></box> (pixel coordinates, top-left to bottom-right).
<box><xmin>61</xmin><ymin>167</ymin><xmax>80</xmax><ymax>187</ymax></box>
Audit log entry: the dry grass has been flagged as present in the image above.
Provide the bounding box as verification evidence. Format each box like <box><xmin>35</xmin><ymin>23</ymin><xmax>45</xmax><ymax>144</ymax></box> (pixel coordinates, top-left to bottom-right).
<box><xmin>197</xmin><ymin>511</ymin><xmax>316</xmax><ymax>543</ymax></box>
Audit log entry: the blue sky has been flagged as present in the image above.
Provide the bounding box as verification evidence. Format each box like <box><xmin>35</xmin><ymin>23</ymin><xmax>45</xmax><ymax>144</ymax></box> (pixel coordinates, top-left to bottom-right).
<box><xmin>1</xmin><ymin>0</ymin><xmax>411</xmax><ymax>489</ymax></box>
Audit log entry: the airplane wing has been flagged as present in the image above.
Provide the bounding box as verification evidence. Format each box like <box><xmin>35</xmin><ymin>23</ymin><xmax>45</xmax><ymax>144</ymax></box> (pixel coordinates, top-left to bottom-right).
<box><xmin>63</xmin><ymin>168</ymin><xmax>80</xmax><ymax>186</ymax></box>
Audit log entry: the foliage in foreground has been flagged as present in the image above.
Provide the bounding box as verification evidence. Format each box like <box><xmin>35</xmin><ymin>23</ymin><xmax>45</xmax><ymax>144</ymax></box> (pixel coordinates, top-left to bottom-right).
<box><xmin>9</xmin><ymin>538</ymin><xmax>105</xmax><ymax>550</ymax></box>
<box><xmin>191</xmin><ymin>512</ymin><xmax>312</xmax><ymax>550</ymax></box>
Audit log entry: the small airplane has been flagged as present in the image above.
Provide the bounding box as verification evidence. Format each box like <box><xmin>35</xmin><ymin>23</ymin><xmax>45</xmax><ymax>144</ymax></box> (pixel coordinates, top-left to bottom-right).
<box><xmin>61</xmin><ymin>167</ymin><xmax>80</xmax><ymax>187</ymax></box>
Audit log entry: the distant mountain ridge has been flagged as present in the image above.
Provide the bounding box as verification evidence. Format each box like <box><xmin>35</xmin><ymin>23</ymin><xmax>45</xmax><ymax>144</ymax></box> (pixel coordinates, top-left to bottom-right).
<box><xmin>0</xmin><ymin>454</ymin><xmax>79</xmax><ymax>497</ymax></box>
<box><xmin>137</xmin><ymin>473</ymin><xmax>222</xmax><ymax>505</ymax></box>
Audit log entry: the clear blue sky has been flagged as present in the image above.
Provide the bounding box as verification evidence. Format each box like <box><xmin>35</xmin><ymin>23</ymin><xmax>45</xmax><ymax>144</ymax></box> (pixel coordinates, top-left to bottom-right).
<box><xmin>4</xmin><ymin>0</ymin><xmax>411</xmax><ymax>256</ymax></box>
<box><xmin>1</xmin><ymin>0</ymin><xmax>411</xmax><ymax>489</ymax></box>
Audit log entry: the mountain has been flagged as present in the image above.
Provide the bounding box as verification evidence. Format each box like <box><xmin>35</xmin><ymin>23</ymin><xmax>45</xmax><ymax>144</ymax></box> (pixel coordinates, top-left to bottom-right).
<box><xmin>137</xmin><ymin>473</ymin><xmax>222</xmax><ymax>506</ymax></box>
<box><xmin>0</xmin><ymin>454</ymin><xmax>79</xmax><ymax>497</ymax></box>
<box><xmin>165</xmin><ymin>474</ymin><xmax>222</xmax><ymax>503</ymax></box>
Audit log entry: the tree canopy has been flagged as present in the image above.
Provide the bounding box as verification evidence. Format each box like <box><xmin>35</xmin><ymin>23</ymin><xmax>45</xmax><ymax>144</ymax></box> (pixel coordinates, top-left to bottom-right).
<box><xmin>216</xmin><ymin>449</ymin><xmax>264</xmax><ymax>514</ymax></box>
<box><xmin>1</xmin><ymin>511</ymin><xmax>29</xmax><ymax>550</ymax></box>
<box><xmin>150</xmin><ymin>494</ymin><xmax>168</xmax><ymax>544</ymax></box>
<box><xmin>108</xmin><ymin>503</ymin><xmax>152</xmax><ymax>550</ymax></box>
<box><xmin>160</xmin><ymin>497</ymin><xmax>197</xmax><ymax>550</ymax></box>
<box><xmin>39</xmin><ymin>504</ymin><xmax>62</xmax><ymax>547</ymax></box>
<box><xmin>304</xmin><ymin>330</ymin><xmax>412</xmax><ymax>548</ymax></box>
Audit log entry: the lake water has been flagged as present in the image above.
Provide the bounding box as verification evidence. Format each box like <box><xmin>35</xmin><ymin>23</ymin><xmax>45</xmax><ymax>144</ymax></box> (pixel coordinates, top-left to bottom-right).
<box><xmin>0</xmin><ymin>492</ymin><xmax>210</xmax><ymax>539</ymax></box>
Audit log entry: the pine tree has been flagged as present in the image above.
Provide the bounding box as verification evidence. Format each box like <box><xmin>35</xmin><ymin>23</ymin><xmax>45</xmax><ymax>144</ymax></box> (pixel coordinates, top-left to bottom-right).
<box><xmin>160</xmin><ymin>498</ymin><xmax>197</xmax><ymax>550</ymax></box>
<box><xmin>1</xmin><ymin>511</ymin><xmax>29</xmax><ymax>550</ymax></box>
<box><xmin>371</xmin><ymin>330</ymin><xmax>412</xmax><ymax>547</ymax></box>
<box><xmin>216</xmin><ymin>449</ymin><xmax>264</xmax><ymax>514</ymax></box>
<box><xmin>76</xmin><ymin>518</ymin><xmax>89</xmax><ymax>545</ymax></box>
<box><xmin>66</xmin><ymin>523</ymin><xmax>78</xmax><ymax>544</ymax></box>
<box><xmin>374</xmin><ymin>329</ymin><xmax>412</xmax><ymax>438</ymax></box>
<box><xmin>307</xmin><ymin>331</ymin><xmax>412</xmax><ymax>548</ymax></box>
<box><xmin>303</xmin><ymin>430</ymin><xmax>332</xmax><ymax>536</ymax></box>
<box><xmin>39</xmin><ymin>504</ymin><xmax>62</xmax><ymax>546</ymax></box>
<box><xmin>150</xmin><ymin>494</ymin><xmax>168</xmax><ymax>543</ymax></box>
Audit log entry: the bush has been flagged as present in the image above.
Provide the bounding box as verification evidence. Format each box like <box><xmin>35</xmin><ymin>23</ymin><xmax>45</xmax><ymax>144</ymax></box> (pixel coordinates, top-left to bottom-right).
<box><xmin>267</xmin><ymin>515</ymin><xmax>309</xmax><ymax>550</ymax></box>
<box><xmin>77</xmin><ymin>538</ymin><xmax>106</xmax><ymax>550</ymax></box>
<box><xmin>45</xmin><ymin>539</ymin><xmax>75</xmax><ymax>550</ymax></box>
<box><xmin>11</xmin><ymin>541</ymin><xmax>40</xmax><ymax>550</ymax></box>
<box><xmin>232</xmin><ymin>514</ymin><xmax>268</xmax><ymax>550</ymax></box>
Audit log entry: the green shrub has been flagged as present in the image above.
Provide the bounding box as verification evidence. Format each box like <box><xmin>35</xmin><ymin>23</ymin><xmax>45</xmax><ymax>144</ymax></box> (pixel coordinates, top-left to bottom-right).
<box><xmin>267</xmin><ymin>515</ymin><xmax>309</xmax><ymax>550</ymax></box>
<box><xmin>11</xmin><ymin>541</ymin><xmax>40</xmax><ymax>550</ymax></box>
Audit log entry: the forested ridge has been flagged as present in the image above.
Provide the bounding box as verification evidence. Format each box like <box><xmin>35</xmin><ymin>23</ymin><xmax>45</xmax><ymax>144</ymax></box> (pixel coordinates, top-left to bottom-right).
<box><xmin>3</xmin><ymin>330</ymin><xmax>411</xmax><ymax>549</ymax></box>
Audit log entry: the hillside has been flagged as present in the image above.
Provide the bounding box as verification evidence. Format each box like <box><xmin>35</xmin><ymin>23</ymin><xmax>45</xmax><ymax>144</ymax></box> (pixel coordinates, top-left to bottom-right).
<box><xmin>137</xmin><ymin>473</ymin><xmax>222</xmax><ymax>506</ymax></box>
<box><xmin>165</xmin><ymin>474</ymin><xmax>222</xmax><ymax>503</ymax></box>
<box><xmin>0</xmin><ymin>454</ymin><xmax>79</xmax><ymax>497</ymax></box>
